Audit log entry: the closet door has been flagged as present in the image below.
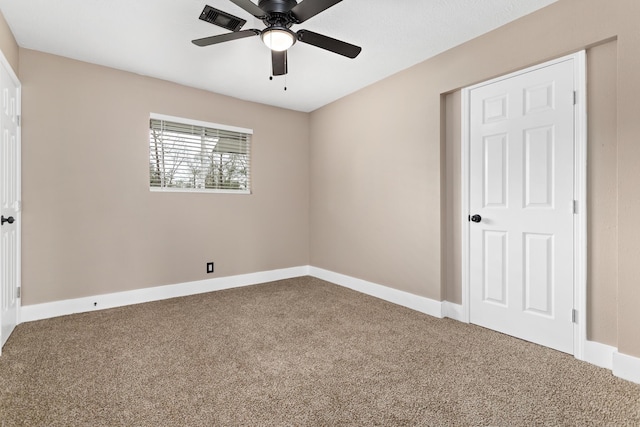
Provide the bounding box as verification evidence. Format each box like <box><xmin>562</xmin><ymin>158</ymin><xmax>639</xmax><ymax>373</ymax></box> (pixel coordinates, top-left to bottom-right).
<box><xmin>0</xmin><ymin>56</ymin><xmax>21</xmax><ymax>352</ymax></box>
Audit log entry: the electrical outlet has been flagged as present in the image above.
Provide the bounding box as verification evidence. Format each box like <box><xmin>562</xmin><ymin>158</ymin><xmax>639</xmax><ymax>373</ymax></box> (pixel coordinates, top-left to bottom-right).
<box><xmin>206</xmin><ymin>262</ymin><xmax>214</xmax><ymax>274</ymax></box>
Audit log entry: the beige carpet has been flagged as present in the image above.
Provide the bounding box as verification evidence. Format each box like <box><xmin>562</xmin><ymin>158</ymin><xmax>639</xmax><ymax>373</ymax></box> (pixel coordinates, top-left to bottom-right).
<box><xmin>0</xmin><ymin>276</ymin><xmax>638</xmax><ymax>426</ymax></box>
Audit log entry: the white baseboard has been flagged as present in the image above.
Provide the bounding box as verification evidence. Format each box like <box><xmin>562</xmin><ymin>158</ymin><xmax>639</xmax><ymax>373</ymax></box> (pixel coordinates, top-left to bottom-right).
<box><xmin>443</xmin><ymin>301</ymin><xmax>465</xmax><ymax>322</ymax></box>
<box><xmin>20</xmin><ymin>266</ymin><xmax>309</xmax><ymax>323</ymax></box>
<box><xmin>21</xmin><ymin>265</ymin><xmax>443</xmax><ymax>323</ymax></box>
<box><xmin>582</xmin><ymin>343</ymin><xmax>640</xmax><ymax>386</ymax></box>
<box><xmin>613</xmin><ymin>351</ymin><xmax>640</xmax><ymax>385</ymax></box>
<box><xmin>582</xmin><ymin>340</ymin><xmax>616</xmax><ymax>370</ymax></box>
<box><xmin>308</xmin><ymin>267</ymin><xmax>443</xmax><ymax>319</ymax></box>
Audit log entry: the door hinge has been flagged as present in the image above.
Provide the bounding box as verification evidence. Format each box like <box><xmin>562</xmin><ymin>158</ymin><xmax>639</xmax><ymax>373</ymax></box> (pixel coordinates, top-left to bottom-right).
<box><xmin>573</xmin><ymin>200</ymin><xmax>578</xmax><ymax>214</ymax></box>
<box><xmin>572</xmin><ymin>309</ymin><xmax>577</xmax><ymax>323</ymax></box>
<box><xmin>573</xmin><ymin>91</ymin><xmax>578</xmax><ymax>105</ymax></box>
<box><xmin>16</xmin><ymin>115</ymin><xmax>20</xmax><ymax>127</ymax></box>
<box><xmin>16</xmin><ymin>287</ymin><xmax>20</xmax><ymax>299</ymax></box>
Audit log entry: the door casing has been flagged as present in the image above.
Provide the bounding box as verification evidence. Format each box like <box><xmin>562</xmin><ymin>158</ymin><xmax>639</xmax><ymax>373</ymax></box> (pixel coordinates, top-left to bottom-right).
<box><xmin>460</xmin><ymin>51</ymin><xmax>587</xmax><ymax>360</ymax></box>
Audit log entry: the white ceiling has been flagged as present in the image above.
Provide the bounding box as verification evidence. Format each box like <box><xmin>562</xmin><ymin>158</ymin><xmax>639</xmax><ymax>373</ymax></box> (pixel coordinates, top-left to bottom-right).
<box><xmin>0</xmin><ymin>0</ymin><xmax>557</xmax><ymax>112</ymax></box>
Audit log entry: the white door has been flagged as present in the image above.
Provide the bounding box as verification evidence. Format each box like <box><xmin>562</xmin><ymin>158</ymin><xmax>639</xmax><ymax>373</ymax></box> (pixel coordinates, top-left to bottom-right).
<box><xmin>0</xmin><ymin>57</ymin><xmax>20</xmax><ymax>351</ymax></box>
<box><xmin>468</xmin><ymin>58</ymin><xmax>576</xmax><ymax>354</ymax></box>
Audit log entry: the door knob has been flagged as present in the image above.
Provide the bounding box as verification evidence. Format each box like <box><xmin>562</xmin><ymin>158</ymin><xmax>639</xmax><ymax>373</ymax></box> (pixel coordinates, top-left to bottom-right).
<box><xmin>1</xmin><ymin>215</ymin><xmax>15</xmax><ymax>225</ymax></box>
<box><xmin>470</xmin><ymin>214</ymin><xmax>482</xmax><ymax>223</ymax></box>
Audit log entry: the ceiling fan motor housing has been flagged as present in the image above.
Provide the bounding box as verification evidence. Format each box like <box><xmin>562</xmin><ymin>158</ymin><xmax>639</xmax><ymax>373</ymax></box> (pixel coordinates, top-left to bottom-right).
<box><xmin>258</xmin><ymin>0</ymin><xmax>298</xmax><ymax>14</ymax></box>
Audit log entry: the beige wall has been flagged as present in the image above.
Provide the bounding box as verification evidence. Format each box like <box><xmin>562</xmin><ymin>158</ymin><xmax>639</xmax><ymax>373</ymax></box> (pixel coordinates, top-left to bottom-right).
<box><xmin>310</xmin><ymin>74</ymin><xmax>441</xmax><ymax>298</ymax></box>
<box><xmin>310</xmin><ymin>0</ymin><xmax>640</xmax><ymax>357</ymax></box>
<box><xmin>19</xmin><ymin>49</ymin><xmax>310</xmax><ymax>305</ymax></box>
<box><xmin>0</xmin><ymin>9</ymin><xmax>18</xmax><ymax>73</ymax></box>
<box><xmin>586</xmin><ymin>41</ymin><xmax>618</xmax><ymax>346</ymax></box>
<box><xmin>443</xmin><ymin>91</ymin><xmax>461</xmax><ymax>305</ymax></box>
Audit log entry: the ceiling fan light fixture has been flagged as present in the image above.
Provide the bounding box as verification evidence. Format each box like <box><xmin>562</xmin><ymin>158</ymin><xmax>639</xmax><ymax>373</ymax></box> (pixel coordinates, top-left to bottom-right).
<box><xmin>261</xmin><ymin>27</ymin><xmax>295</xmax><ymax>51</ymax></box>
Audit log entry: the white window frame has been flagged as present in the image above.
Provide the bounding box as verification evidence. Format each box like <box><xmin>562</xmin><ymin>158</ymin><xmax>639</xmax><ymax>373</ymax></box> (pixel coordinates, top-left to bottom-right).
<box><xmin>149</xmin><ymin>113</ymin><xmax>253</xmax><ymax>194</ymax></box>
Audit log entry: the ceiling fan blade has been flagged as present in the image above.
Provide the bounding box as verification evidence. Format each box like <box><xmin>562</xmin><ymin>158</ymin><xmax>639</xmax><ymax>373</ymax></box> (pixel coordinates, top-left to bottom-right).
<box><xmin>229</xmin><ymin>0</ymin><xmax>266</xmax><ymax>18</ymax></box>
<box><xmin>192</xmin><ymin>29</ymin><xmax>260</xmax><ymax>47</ymax></box>
<box><xmin>290</xmin><ymin>0</ymin><xmax>343</xmax><ymax>23</ymax></box>
<box><xmin>272</xmin><ymin>50</ymin><xmax>288</xmax><ymax>76</ymax></box>
<box><xmin>296</xmin><ymin>29</ymin><xmax>361</xmax><ymax>58</ymax></box>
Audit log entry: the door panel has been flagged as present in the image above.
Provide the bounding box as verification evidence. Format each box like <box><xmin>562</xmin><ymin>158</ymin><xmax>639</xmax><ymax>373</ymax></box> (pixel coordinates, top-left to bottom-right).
<box><xmin>469</xmin><ymin>59</ymin><xmax>575</xmax><ymax>354</ymax></box>
<box><xmin>524</xmin><ymin>126</ymin><xmax>554</xmax><ymax>207</ymax></box>
<box><xmin>523</xmin><ymin>233</ymin><xmax>553</xmax><ymax>315</ymax></box>
<box><xmin>483</xmin><ymin>133</ymin><xmax>508</xmax><ymax>208</ymax></box>
<box><xmin>483</xmin><ymin>230</ymin><xmax>507</xmax><ymax>306</ymax></box>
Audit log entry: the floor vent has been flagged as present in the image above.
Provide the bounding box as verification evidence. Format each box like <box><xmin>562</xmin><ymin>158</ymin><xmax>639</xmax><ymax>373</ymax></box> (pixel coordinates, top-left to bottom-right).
<box><xmin>199</xmin><ymin>5</ymin><xmax>247</xmax><ymax>32</ymax></box>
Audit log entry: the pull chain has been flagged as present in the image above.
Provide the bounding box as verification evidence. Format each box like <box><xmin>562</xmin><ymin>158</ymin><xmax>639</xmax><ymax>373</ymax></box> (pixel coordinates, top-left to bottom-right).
<box><xmin>268</xmin><ymin>74</ymin><xmax>287</xmax><ymax>91</ymax></box>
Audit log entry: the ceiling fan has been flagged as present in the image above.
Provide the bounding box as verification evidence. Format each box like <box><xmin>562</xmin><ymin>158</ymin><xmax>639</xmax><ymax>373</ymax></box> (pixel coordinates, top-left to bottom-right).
<box><xmin>192</xmin><ymin>0</ymin><xmax>362</xmax><ymax>76</ymax></box>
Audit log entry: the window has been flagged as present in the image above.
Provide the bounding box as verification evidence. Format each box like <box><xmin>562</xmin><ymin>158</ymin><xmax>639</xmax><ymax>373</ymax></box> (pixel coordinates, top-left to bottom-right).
<box><xmin>149</xmin><ymin>114</ymin><xmax>252</xmax><ymax>194</ymax></box>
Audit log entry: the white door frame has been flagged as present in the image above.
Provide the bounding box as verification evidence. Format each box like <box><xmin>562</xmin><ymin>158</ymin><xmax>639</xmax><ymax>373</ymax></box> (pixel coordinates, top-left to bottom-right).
<box><xmin>0</xmin><ymin>48</ymin><xmax>21</xmax><ymax>354</ymax></box>
<box><xmin>460</xmin><ymin>51</ymin><xmax>587</xmax><ymax>360</ymax></box>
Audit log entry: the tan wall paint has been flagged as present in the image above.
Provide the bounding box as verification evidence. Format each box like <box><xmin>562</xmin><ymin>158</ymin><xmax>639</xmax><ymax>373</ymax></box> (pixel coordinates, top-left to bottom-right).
<box><xmin>310</xmin><ymin>76</ymin><xmax>441</xmax><ymax>298</ymax></box>
<box><xmin>586</xmin><ymin>41</ymin><xmax>618</xmax><ymax>346</ymax></box>
<box><xmin>20</xmin><ymin>49</ymin><xmax>309</xmax><ymax>305</ymax></box>
<box><xmin>443</xmin><ymin>91</ymin><xmax>461</xmax><ymax>304</ymax></box>
<box><xmin>0</xmin><ymin>9</ymin><xmax>18</xmax><ymax>73</ymax></box>
<box><xmin>310</xmin><ymin>0</ymin><xmax>640</xmax><ymax>356</ymax></box>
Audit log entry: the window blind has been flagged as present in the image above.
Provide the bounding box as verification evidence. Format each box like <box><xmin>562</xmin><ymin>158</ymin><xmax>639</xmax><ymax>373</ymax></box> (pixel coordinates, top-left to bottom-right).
<box><xmin>149</xmin><ymin>117</ymin><xmax>251</xmax><ymax>193</ymax></box>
